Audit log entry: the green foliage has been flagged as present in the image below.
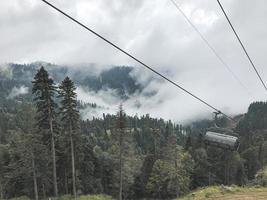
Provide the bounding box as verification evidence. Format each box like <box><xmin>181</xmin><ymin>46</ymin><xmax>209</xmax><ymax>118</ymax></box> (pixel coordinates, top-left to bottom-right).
<box><xmin>191</xmin><ymin>148</ymin><xmax>210</xmax><ymax>187</ymax></box>
<box><xmin>50</xmin><ymin>194</ymin><xmax>113</xmax><ymax>200</ymax></box>
<box><xmin>32</xmin><ymin>66</ymin><xmax>59</xmax><ymax>196</ymax></box>
<box><xmin>185</xmin><ymin>101</ymin><xmax>267</xmax><ymax>190</ymax></box>
<box><xmin>175</xmin><ymin>186</ymin><xmax>267</xmax><ymax>200</ymax></box>
<box><xmin>58</xmin><ymin>76</ymin><xmax>81</xmax><ymax>197</ymax></box>
<box><xmin>146</xmin><ymin>149</ymin><xmax>194</xmax><ymax>199</ymax></box>
<box><xmin>255</xmin><ymin>165</ymin><xmax>267</xmax><ymax>186</ymax></box>
<box><xmin>9</xmin><ymin>196</ymin><xmax>31</xmax><ymax>200</ymax></box>
<box><xmin>4</xmin><ymin>64</ymin><xmax>267</xmax><ymax>200</ymax></box>
<box><xmin>78</xmin><ymin>194</ymin><xmax>113</xmax><ymax>200</ymax></box>
<box><xmin>58</xmin><ymin>76</ymin><xmax>80</xmax><ymax>130</ymax></box>
<box><xmin>32</xmin><ymin>66</ymin><xmax>58</xmax><ymax>132</ymax></box>
<box><xmin>51</xmin><ymin>195</ymin><xmax>73</xmax><ymax>200</ymax></box>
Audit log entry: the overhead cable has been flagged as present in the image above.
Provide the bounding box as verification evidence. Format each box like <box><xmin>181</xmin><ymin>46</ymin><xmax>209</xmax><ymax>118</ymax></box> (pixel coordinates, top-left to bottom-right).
<box><xmin>40</xmin><ymin>0</ymin><xmax>235</xmax><ymax>121</ymax></box>
<box><xmin>169</xmin><ymin>0</ymin><xmax>251</xmax><ymax>95</ymax></box>
<box><xmin>217</xmin><ymin>0</ymin><xmax>267</xmax><ymax>91</ymax></box>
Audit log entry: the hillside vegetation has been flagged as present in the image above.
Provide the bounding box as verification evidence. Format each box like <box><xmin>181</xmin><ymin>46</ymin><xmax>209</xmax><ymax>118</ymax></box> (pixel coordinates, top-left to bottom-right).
<box><xmin>52</xmin><ymin>195</ymin><xmax>113</xmax><ymax>200</ymax></box>
<box><xmin>2</xmin><ymin>64</ymin><xmax>267</xmax><ymax>199</ymax></box>
<box><xmin>2</xmin><ymin>195</ymin><xmax>113</xmax><ymax>200</ymax></box>
<box><xmin>175</xmin><ymin>186</ymin><xmax>267</xmax><ymax>200</ymax></box>
<box><xmin>0</xmin><ymin>62</ymin><xmax>143</xmax><ymax>100</ymax></box>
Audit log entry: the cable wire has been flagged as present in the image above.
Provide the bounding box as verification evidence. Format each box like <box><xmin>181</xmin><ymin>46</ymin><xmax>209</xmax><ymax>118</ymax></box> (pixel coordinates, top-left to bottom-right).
<box><xmin>169</xmin><ymin>0</ymin><xmax>251</xmax><ymax>95</ymax></box>
<box><xmin>216</xmin><ymin>0</ymin><xmax>267</xmax><ymax>91</ymax></box>
<box><xmin>40</xmin><ymin>0</ymin><xmax>234</xmax><ymax>121</ymax></box>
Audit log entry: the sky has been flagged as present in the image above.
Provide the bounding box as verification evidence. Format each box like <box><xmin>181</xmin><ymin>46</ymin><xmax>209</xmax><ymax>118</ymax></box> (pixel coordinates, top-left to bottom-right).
<box><xmin>1</xmin><ymin>0</ymin><xmax>267</xmax><ymax>123</ymax></box>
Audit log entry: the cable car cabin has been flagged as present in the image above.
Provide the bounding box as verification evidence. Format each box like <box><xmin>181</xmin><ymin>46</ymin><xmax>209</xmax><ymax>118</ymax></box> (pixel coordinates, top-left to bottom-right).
<box><xmin>204</xmin><ymin>131</ymin><xmax>239</xmax><ymax>151</ymax></box>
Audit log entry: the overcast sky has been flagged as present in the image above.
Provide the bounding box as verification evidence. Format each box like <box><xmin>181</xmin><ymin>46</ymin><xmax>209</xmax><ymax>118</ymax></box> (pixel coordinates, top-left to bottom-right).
<box><xmin>1</xmin><ymin>0</ymin><xmax>267</xmax><ymax>123</ymax></box>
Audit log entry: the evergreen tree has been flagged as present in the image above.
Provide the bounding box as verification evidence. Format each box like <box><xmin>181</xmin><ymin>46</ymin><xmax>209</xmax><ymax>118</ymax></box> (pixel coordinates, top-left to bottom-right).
<box><xmin>32</xmin><ymin>66</ymin><xmax>59</xmax><ymax>196</ymax></box>
<box><xmin>146</xmin><ymin>149</ymin><xmax>193</xmax><ymax>199</ymax></box>
<box><xmin>17</xmin><ymin>104</ymin><xmax>40</xmax><ymax>200</ymax></box>
<box><xmin>191</xmin><ymin>148</ymin><xmax>210</xmax><ymax>188</ymax></box>
<box><xmin>0</xmin><ymin>144</ymin><xmax>9</xmax><ymax>199</ymax></box>
<box><xmin>58</xmin><ymin>76</ymin><xmax>80</xmax><ymax>197</ymax></box>
<box><xmin>116</xmin><ymin>104</ymin><xmax>126</xmax><ymax>200</ymax></box>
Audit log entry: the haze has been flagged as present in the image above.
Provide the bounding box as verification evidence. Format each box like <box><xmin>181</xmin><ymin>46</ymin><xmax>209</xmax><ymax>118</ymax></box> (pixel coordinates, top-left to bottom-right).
<box><xmin>1</xmin><ymin>0</ymin><xmax>267</xmax><ymax>123</ymax></box>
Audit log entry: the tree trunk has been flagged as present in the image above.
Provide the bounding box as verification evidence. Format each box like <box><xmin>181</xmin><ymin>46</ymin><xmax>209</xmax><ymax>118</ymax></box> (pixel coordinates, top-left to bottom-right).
<box><xmin>50</xmin><ymin>117</ymin><xmax>58</xmax><ymax>196</ymax></box>
<box><xmin>70</xmin><ymin>134</ymin><xmax>76</xmax><ymax>198</ymax></box>
<box><xmin>42</xmin><ymin>183</ymin><xmax>46</xmax><ymax>199</ymax></box>
<box><xmin>64</xmin><ymin>168</ymin><xmax>69</xmax><ymax>194</ymax></box>
<box><xmin>32</xmin><ymin>152</ymin><xmax>39</xmax><ymax>200</ymax></box>
<box><xmin>119</xmin><ymin>130</ymin><xmax>123</xmax><ymax>200</ymax></box>
<box><xmin>0</xmin><ymin>181</ymin><xmax>3</xmax><ymax>199</ymax></box>
<box><xmin>224</xmin><ymin>153</ymin><xmax>229</xmax><ymax>185</ymax></box>
<box><xmin>175</xmin><ymin>154</ymin><xmax>179</xmax><ymax>197</ymax></box>
<box><xmin>259</xmin><ymin>141</ymin><xmax>264</xmax><ymax>168</ymax></box>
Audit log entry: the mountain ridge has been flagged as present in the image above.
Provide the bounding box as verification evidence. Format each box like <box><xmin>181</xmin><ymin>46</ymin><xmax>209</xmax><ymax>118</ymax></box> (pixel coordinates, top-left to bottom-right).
<box><xmin>0</xmin><ymin>62</ymin><xmax>148</xmax><ymax>100</ymax></box>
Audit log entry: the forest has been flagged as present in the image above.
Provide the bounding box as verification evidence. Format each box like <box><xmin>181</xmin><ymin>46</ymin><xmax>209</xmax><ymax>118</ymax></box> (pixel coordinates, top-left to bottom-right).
<box><xmin>1</xmin><ymin>66</ymin><xmax>267</xmax><ymax>200</ymax></box>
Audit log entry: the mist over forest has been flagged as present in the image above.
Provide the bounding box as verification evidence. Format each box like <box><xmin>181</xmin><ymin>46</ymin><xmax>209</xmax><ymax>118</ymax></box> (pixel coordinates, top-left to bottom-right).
<box><xmin>1</xmin><ymin>0</ymin><xmax>267</xmax><ymax>199</ymax></box>
<box><xmin>1</xmin><ymin>63</ymin><xmax>267</xmax><ymax>200</ymax></box>
<box><xmin>0</xmin><ymin>62</ymin><xmax>216</xmax><ymax>123</ymax></box>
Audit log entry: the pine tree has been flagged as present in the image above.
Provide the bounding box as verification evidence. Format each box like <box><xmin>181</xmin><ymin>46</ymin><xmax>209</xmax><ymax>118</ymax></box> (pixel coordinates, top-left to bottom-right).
<box><xmin>32</xmin><ymin>66</ymin><xmax>59</xmax><ymax>196</ymax></box>
<box><xmin>0</xmin><ymin>144</ymin><xmax>8</xmax><ymax>199</ymax></box>
<box><xmin>58</xmin><ymin>76</ymin><xmax>80</xmax><ymax>197</ymax></box>
<box><xmin>18</xmin><ymin>104</ymin><xmax>40</xmax><ymax>200</ymax></box>
<box><xmin>117</xmin><ymin>104</ymin><xmax>126</xmax><ymax>200</ymax></box>
<box><xmin>4</xmin><ymin>103</ymin><xmax>50</xmax><ymax>200</ymax></box>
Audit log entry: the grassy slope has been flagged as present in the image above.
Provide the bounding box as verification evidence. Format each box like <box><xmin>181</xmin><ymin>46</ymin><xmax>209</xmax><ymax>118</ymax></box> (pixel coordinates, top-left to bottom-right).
<box><xmin>5</xmin><ymin>187</ymin><xmax>267</xmax><ymax>200</ymax></box>
<box><xmin>53</xmin><ymin>195</ymin><xmax>113</xmax><ymax>200</ymax></box>
<box><xmin>175</xmin><ymin>186</ymin><xmax>267</xmax><ymax>200</ymax></box>
<box><xmin>6</xmin><ymin>194</ymin><xmax>113</xmax><ymax>200</ymax></box>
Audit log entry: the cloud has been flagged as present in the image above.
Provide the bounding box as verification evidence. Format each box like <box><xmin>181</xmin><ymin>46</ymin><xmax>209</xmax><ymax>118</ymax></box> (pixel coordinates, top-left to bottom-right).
<box><xmin>76</xmin><ymin>86</ymin><xmax>120</xmax><ymax>119</ymax></box>
<box><xmin>7</xmin><ymin>86</ymin><xmax>29</xmax><ymax>99</ymax></box>
<box><xmin>0</xmin><ymin>0</ymin><xmax>267</xmax><ymax>122</ymax></box>
<box><xmin>0</xmin><ymin>64</ymin><xmax>13</xmax><ymax>79</ymax></box>
<box><xmin>75</xmin><ymin>72</ymin><xmax>247</xmax><ymax>124</ymax></box>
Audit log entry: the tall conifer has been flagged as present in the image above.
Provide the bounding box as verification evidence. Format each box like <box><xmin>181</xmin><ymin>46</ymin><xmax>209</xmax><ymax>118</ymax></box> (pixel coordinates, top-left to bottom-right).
<box><xmin>58</xmin><ymin>76</ymin><xmax>80</xmax><ymax>197</ymax></box>
<box><xmin>32</xmin><ymin>66</ymin><xmax>58</xmax><ymax>196</ymax></box>
<box><xmin>116</xmin><ymin>104</ymin><xmax>126</xmax><ymax>200</ymax></box>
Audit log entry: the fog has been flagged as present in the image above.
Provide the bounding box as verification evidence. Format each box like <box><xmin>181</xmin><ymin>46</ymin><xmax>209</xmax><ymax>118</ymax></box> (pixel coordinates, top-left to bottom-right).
<box><xmin>1</xmin><ymin>0</ymin><xmax>267</xmax><ymax>122</ymax></box>
<box><xmin>7</xmin><ymin>86</ymin><xmax>29</xmax><ymax>99</ymax></box>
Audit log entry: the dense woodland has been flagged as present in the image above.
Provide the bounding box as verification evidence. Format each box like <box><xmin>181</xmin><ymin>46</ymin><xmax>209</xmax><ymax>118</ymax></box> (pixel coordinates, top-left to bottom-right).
<box><xmin>1</xmin><ymin>65</ymin><xmax>267</xmax><ymax>199</ymax></box>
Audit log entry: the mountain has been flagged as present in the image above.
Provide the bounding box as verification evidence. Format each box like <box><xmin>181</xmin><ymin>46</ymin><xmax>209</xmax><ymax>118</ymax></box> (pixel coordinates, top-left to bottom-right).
<box><xmin>2</xmin><ymin>62</ymin><xmax>267</xmax><ymax>200</ymax></box>
<box><xmin>0</xmin><ymin>62</ymin><xmax>144</xmax><ymax>100</ymax></box>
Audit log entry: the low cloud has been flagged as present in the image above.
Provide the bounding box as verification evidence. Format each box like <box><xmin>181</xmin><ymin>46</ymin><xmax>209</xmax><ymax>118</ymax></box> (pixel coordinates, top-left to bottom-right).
<box><xmin>75</xmin><ymin>64</ymin><xmax>255</xmax><ymax>124</ymax></box>
<box><xmin>1</xmin><ymin>0</ymin><xmax>267</xmax><ymax>123</ymax></box>
<box><xmin>76</xmin><ymin>86</ymin><xmax>121</xmax><ymax>119</ymax></box>
<box><xmin>0</xmin><ymin>64</ymin><xmax>13</xmax><ymax>79</ymax></box>
<box><xmin>7</xmin><ymin>86</ymin><xmax>29</xmax><ymax>99</ymax></box>
<box><xmin>76</xmin><ymin>79</ymin><xmax>212</xmax><ymax>124</ymax></box>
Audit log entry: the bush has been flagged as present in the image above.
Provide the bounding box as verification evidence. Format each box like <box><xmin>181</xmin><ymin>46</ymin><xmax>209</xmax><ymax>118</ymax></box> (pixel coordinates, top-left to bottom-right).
<box><xmin>51</xmin><ymin>195</ymin><xmax>72</xmax><ymax>200</ymax></box>
<box><xmin>9</xmin><ymin>196</ymin><xmax>30</xmax><ymax>200</ymax></box>
<box><xmin>78</xmin><ymin>195</ymin><xmax>113</xmax><ymax>200</ymax></box>
<box><xmin>255</xmin><ymin>165</ymin><xmax>267</xmax><ymax>186</ymax></box>
<box><xmin>175</xmin><ymin>185</ymin><xmax>267</xmax><ymax>200</ymax></box>
<box><xmin>52</xmin><ymin>194</ymin><xmax>113</xmax><ymax>200</ymax></box>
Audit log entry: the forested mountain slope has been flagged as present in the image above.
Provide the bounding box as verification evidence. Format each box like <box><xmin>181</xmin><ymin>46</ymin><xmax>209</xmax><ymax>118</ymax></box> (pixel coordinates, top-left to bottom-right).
<box><xmin>1</xmin><ymin>64</ymin><xmax>267</xmax><ymax>200</ymax></box>
<box><xmin>0</xmin><ymin>62</ymin><xmax>143</xmax><ymax>99</ymax></box>
<box><xmin>0</xmin><ymin>65</ymin><xmax>189</xmax><ymax>199</ymax></box>
<box><xmin>186</xmin><ymin>101</ymin><xmax>267</xmax><ymax>189</ymax></box>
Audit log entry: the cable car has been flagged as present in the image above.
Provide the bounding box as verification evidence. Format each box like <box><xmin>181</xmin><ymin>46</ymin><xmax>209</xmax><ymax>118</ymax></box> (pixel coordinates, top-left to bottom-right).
<box><xmin>204</xmin><ymin>131</ymin><xmax>240</xmax><ymax>151</ymax></box>
<box><xmin>204</xmin><ymin>112</ymin><xmax>240</xmax><ymax>151</ymax></box>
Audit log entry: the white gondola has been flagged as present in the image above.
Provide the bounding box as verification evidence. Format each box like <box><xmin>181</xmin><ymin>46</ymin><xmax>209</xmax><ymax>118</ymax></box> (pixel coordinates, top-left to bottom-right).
<box><xmin>204</xmin><ymin>111</ymin><xmax>240</xmax><ymax>151</ymax></box>
<box><xmin>204</xmin><ymin>131</ymin><xmax>240</xmax><ymax>151</ymax></box>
